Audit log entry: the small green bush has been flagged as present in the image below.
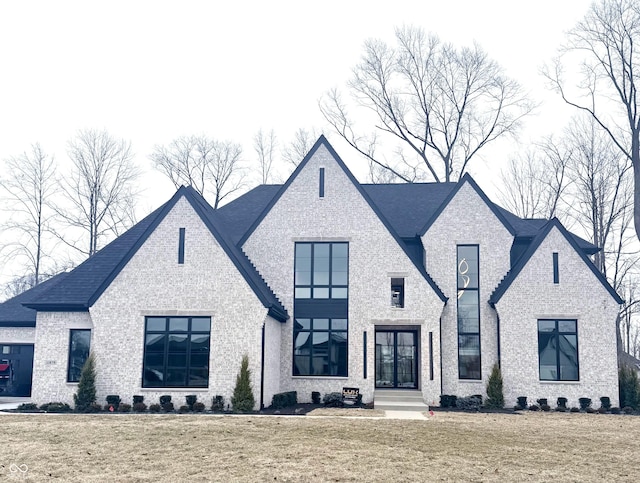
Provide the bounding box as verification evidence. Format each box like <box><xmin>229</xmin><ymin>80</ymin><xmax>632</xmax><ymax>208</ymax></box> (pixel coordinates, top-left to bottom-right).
<box><xmin>597</xmin><ymin>407</ymin><xmax>608</xmax><ymax>414</ymax></box>
<box><xmin>586</xmin><ymin>407</ymin><xmax>596</xmax><ymax>414</ymax></box>
<box><xmin>611</xmin><ymin>407</ymin><xmax>621</xmax><ymax>414</ymax></box>
<box><xmin>149</xmin><ymin>403</ymin><xmax>161</xmax><ymax>413</ymax></box>
<box><xmin>162</xmin><ymin>402</ymin><xmax>175</xmax><ymax>412</ymax></box>
<box><xmin>271</xmin><ymin>391</ymin><xmax>298</xmax><ymax>409</ymax></box>
<box><xmin>133</xmin><ymin>402</ymin><xmax>147</xmax><ymax>412</ymax></box>
<box><xmin>211</xmin><ymin>395</ymin><xmax>225</xmax><ymax>412</ymax></box>
<box><xmin>193</xmin><ymin>402</ymin><xmax>206</xmax><ymax>412</ymax></box>
<box><xmin>541</xmin><ymin>404</ymin><xmax>551</xmax><ymax>412</ymax></box>
<box><xmin>178</xmin><ymin>405</ymin><xmax>191</xmax><ymax>413</ymax></box>
<box><xmin>456</xmin><ymin>395</ymin><xmax>482</xmax><ymax>411</ymax></box>
<box><xmin>41</xmin><ymin>402</ymin><xmax>72</xmax><ymax>413</ymax></box>
<box><xmin>311</xmin><ymin>391</ymin><xmax>321</xmax><ymax>404</ymax></box>
<box><xmin>570</xmin><ymin>407</ymin><xmax>580</xmax><ymax>413</ymax></box>
<box><xmin>485</xmin><ymin>364</ymin><xmax>504</xmax><ymax>409</ymax></box>
<box><xmin>528</xmin><ymin>404</ymin><xmax>540</xmax><ymax>411</ymax></box>
<box><xmin>73</xmin><ymin>353</ymin><xmax>97</xmax><ymax>412</ymax></box>
<box><xmin>232</xmin><ymin>355</ymin><xmax>255</xmax><ymax>412</ymax></box>
<box><xmin>623</xmin><ymin>406</ymin><xmax>634</xmax><ymax>414</ymax></box>
<box><xmin>118</xmin><ymin>403</ymin><xmax>132</xmax><ymax>413</ymax></box>
<box><xmin>16</xmin><ymin>403</ymin><xmax>38</xmax><ymax>411</ymax></box>
<box><xmin>323</xmin><ymin>392</ymin><xmax>344</xmax><ymax>407</ymax></box>
<box><xmin>619</xmin><ymin>365</ymin><xmax>640</xmax><ymax>409</ymax></box>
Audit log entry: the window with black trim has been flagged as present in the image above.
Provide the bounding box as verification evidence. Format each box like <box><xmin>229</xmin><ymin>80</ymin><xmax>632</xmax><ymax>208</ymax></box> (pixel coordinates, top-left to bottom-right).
<box><xmin>294</xmin><ymin>242</ymin><xmax>348</xmax><ymax>299</ymax></box>
<box><xmin>553</xmin><ymin>252</ymin><xmax>559</xmax><ymax>284</ymax></box>
<box><xmin>142</xmin><ymin>316</ymin><xmax>211</xmax><ymax>388</ymax></box>
<box><xmin>391</xmin><ymin>278</ymin><xmax>404</xmax><ymax>308</ymax></box>
<box><xmin>457</xmin><ymin>245</ymin><xmax>480</xmax><ymax>379</ymax></box>
<box><xmin>68</xmin><ymin>329</ymin><xmax>91</xmax><ymax>383</ymax></box>
<box><xmin>538</xmin><ymin>319</ymin><xmax>579</xmax><ymax>381</ymax></box>
<box><xmin>293</xmin><ymin>318</ymin><xmax>347</xmax><ymax>376</ymax></box>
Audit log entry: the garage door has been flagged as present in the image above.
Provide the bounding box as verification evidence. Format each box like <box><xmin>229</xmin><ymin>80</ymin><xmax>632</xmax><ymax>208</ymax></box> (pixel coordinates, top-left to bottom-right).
<box><xmin>0</xmin><ymin>344</ymin><xmax>34</xmax><ymax>397</ymax></box>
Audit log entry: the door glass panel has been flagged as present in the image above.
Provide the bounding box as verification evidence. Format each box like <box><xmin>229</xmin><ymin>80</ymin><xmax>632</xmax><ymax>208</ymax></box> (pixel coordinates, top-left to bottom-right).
<box><xmin>375</xmin><ymin>331</ymin><xmax>417</xmax><ymax>389</ymax></box>
<box><xmin>375</xmin><ymin>332</ymin><xmax>395</xmax><ymax>388</ymax></box>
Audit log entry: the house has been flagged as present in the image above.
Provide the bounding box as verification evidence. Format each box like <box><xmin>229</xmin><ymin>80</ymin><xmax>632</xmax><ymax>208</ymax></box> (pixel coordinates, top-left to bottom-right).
<box><xmin>0</xmin><ymin>136</ymin><xmax>623</xmax><ymax>408</ymax></box>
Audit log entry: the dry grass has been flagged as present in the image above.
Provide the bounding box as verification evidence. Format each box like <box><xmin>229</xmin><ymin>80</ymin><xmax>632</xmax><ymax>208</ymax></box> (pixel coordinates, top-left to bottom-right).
<box><xmin>1</xmin><ymin>411</ymin><xmax>639</xmax><ymax>482</ymax></box>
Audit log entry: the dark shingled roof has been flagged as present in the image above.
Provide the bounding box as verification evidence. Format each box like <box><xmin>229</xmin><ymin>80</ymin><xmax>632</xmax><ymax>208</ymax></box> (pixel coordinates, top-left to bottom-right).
<box><xmin>22</xmin><ymin>187</ymin><xmax>288</xmax><ymax>322</ymax></box>
<box><xmin>0</xmin><ymin>272</ymin><xmax>70</xmax><ymax>326</ymax></box>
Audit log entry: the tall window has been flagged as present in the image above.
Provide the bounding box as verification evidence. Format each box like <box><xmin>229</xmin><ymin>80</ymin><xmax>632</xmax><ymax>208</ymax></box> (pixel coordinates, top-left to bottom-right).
<box><xmin>68</xmin><ymin>329</ymin><xmax>91</xmax><ymax>383</ymax></box>
<box><xmin>293</xmin><ymin>318</ymin><xmax>347</xmax><ymax>376</ymax></box>
<box><xmin>457</xmin><ymin>245</ymin><xmax>480</xmax><ymax>379</ymax></box>
<box><xmin>142</xmin><ymin>316</ymin><xmax>211</xmax><ymax>388</ymax></box>
<box><xmin>538</xmin><ymin>319</ymin><xmax>579</xmax><ymax>381</ymax></box>
<box><xmin>294</xmin><ymin>242</ymin><xmax>348</xmax><ymax>299</ymax></box>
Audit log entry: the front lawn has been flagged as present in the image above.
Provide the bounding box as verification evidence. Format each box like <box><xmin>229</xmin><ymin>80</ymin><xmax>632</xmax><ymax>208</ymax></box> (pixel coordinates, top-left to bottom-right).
<box><xmin>2</xmin><ymin>411</ymin><xmax>639</xmax><ymax>481</ymax></box>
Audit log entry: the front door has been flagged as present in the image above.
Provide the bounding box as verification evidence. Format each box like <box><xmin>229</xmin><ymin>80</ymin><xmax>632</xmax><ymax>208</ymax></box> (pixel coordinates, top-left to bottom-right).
<box><xmin>0</xmin><ymin>344</ymin><xmax>34</xmax><ymax>397</ymax></box>
<box><xmin>375</xmin><ymin>331</ymin><xmax>418</xmax><ymax>389</ymax></box>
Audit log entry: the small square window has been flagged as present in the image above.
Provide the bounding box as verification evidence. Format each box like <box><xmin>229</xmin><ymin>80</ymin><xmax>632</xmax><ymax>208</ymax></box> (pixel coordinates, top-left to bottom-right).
<box><xmin>391</xmin><ymin>278</ymin><xmax>404</xmax><ymax>308</ymax></box>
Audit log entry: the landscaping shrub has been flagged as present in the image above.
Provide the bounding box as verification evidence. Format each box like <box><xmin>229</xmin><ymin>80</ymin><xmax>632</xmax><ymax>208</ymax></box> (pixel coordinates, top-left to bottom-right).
<box><xmin>619</xmin><ymin>365</ymin><xmax>640</xmax><ymax>409</ymax></box>
<box><xmin>232</xmin><ymin>355</ymin><xmax>255</xmax><ymax>412</ymax></box>
<box><xmin>623</xmin><ymin>406</ymin><xmax>634</xmax><ymax>414</ymax></box>
<box><xmin>40</xmin><ymin>402</ymin><xmax>72</xmax><ymax>413</ymax></box>
<box><xmin>271</xmin><ymin>391</ymin><xmax>298</xmax><ymax>409</ymax></box>
<box><xmin>159</xmin><ymin>395</ymin><xmax>172</xmax><ymax>405</ymax></box>
<box><xmin>555</xmin><ymin>406</ymin><xmax>567</xmax><ymax>412</ymax></box>
<box><xmin>133</xmin><ymin>402</ymin><xmax>147</xmax><ymax>412</ymax></box>
<box><xmin>541</xmin><ymin>404</ymin><xmax>551</xmax><ymax>412</ymax></box>
<box><xmin>600</xmin><ymin>397</ymin><xmax>611</xmax><ymax>410</ymax></box>
<box><xmin>16</xmin><ymin>403</ymin><xmax>38</xmax><ymax>411</ymax></box>
<box><xmin>611</xmin><ymin>407</ymin><xmax>621</xmax><ymax>414</ymax></box>
<box><xmin>598</xmin><ymin>407</ymin><xmax>608</xmax><ymax>414</ymax></box>
<box><xmin>578</xmin><ymin>398</ymin><xmax>592</xmax><ymax>410</ymax></box>
<box><xmin>133</xmin><ymin>395</ymin><xmax>144</xmax><ymax>405</ymax></box>
<box><xmin>485</xmin><ymin>364</ymin><xmax>504</xmax><ymax>409</ymax></box>
<box><xmin>193</xmin><ymin>402</ymin><xmax>205</xmax><ymax>412</ymax></box>
<box><xmin>536</xmin><ymin>398</ymin><xmax>548</xmax><ymax>406</ymax></box>
<box><xmin>456</xmin><ymin>395</ymin><xmax>482</xmax><ymax>411</ymax></box>
<box><xmin>162</xmin><ymin>402</ymin><xmax>175</xmax><ymax>412</ymax></box>
<box><xmin>513</xmin><ymin>405</ymin><xmax>523</xmax><ymax>411</ymax></box>
<box><xmin>570</xmin><ymin>407</ymin><xmax>580</xmax><ymax>413</ymax></box>
<box><xmin>528</xmin><ymin>404</ymin><xmax>540</xmax><ymax>411</ymax></box>
<box><xmin>89</xmin><ymin>402</ymin><xmax>102</xmax><ymax>412</ymax></box>
<box><xmin>312</xmin><ymin>391</ymin><xmax>321</xmax><ymax>404</ymax></box>
<box><xmin>557</xmin><ymin>397</ymin><xmax>568</xmax><ymax>409</ymax></box>
<box><xmin>118</xmin><ymin>403</ymin><xmax>131</xmax><ymax>412</ymax></box>
<box><xmin>106</xmin><ymin>395</ymin><xmax>121</xmax><ymax>410</ymax></box>
<box><xmin>73</xmin><ymin>352</ymin><xmax>97</xmax><ymax>412</ymax></box>
<box><xmin>323</xmin><ymin>392</ymin><xmax>344</xmax><ymax>407</ymax></box>
<box><xmin>178</xmin><ymin>405</ymin><xmax>191</xmax><ymax>413</ymax></box>
<box><xmin>186</xmin><ymin>395</ymin><xmax>197</xmax><ymax>410</ymax></box>
<box><xmin>149</xmin><ymin>403</ymin><xmax>161</xmax><ymax>413</ymax></box>
<box><xmin>439</xmin><ymin>395</ymin><xmax>457</xmax><ymax>408</ymax></box>
<box><xmin>211</xmin><ymin>395</ymin><xmax>225</xmax><ymax>412</ymax></box>
<box><xmin>516</xmin><ymin>396</ymin><xmax>527</xmax><ymax>409</ymax></box>
<box><xmin>586</xmin><ymin>407</ymin><xmax>596</xmax><ymax>414</ymax></box>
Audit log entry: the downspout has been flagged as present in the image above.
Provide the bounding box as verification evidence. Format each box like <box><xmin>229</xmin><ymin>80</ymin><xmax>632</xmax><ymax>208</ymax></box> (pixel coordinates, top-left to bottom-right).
<box><xmin>260</xmin><ymin>322</ymin><xmax>266</xmax><ymax>410</ymax></box>
<box><xmin>492</xmin><ymin>303</ymin><xmax>501</xmax><ymax>368</ymax></box>
<box><xmin>439</xmin><ymin>314</ymin><xmax>444</xmax><ymax>398</ymax></box>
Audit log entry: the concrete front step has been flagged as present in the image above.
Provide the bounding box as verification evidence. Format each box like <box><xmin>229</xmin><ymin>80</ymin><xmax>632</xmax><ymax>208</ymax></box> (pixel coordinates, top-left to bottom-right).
<box><xmin>373</xmin><ymin>390</ymin><xmax>429</xmax><ymax>412</ymax></box>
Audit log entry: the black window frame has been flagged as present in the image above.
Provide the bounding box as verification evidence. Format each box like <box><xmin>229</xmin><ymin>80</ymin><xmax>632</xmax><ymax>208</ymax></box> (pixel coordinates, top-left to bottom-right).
<box><xmin>457</xmin><ymin>244</ymin><xmax>481</xmax><ymax>380</ymax></box>
<box><xmin>538</xmin><ymin>319</ymin><xmax>579</xmax><ymax>381</ymax></box>
<box><xmin>142</xmin><ymin>316</ymin><xmax>211</xmax><ymax>388</ymax></box>
<box><xmin>293</xmin><ymin>317</ymin><xmax>348</xmax><ymax>377</ymax></box>
<box><xmin>553</xmin><ymin>252</ymin><xmax>559</xmax><ymax>284</ymax></box>
<box><xmin>391</xmin><ymin>278</ymin><xmax>405</xmax><ymax>308</ymax></box>
<box><xmin>178</xmin><ymin>227</ymin><xmax>186</xmax><ymax>264</ymax></box>
<box><xmin>294</xmin><ymin>242</ymin><xmax>348</xmax><ymax>300</ymax></box>
<box><xmin>67</xmin><ymin>329</ymin><xmax>91</xmax><ymax>383</ymax></box>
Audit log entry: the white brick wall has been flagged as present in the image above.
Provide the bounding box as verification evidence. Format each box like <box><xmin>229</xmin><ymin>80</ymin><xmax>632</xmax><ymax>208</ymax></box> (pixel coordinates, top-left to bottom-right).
<box><xmin>422</xmin><ymin>181</ymin><xmax>514</xmax><ymax>399</ymax></box>
<box><xmin>243</xmin><ymin>143</ymin><xmax>445</xmax><ymax>404</ymax></box>
<box><xmin>31</xmin><ymin>196</ymin><xmax>271</xmax><ymax>408</ymax></box>
<box><xmin>262</xmin><ymin>315</ymin><xmax>282</xmax><ymax>407</ymax></box>
<box><xmin>496</xmin><ymin>226</ymin><xmax>620</xmax><ymax>407</ymax></box>
<box><xmin>0</xmin><ymin>327</ymin><xmax>35</xmax><ymax>344</ymax></box>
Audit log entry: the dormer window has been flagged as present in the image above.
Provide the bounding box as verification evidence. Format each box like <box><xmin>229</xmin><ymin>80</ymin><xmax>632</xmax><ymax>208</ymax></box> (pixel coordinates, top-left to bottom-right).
<box><xmin>391</xmin><ymin>278</ymin><xmax>405</xmax><ymax>308</ymax></box>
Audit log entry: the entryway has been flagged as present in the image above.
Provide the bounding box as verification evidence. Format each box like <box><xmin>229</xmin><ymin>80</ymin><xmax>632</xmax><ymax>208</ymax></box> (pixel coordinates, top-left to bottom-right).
<box><xmin>0</xmin><ymin>344</ymin><xmax>34</xmax><ymax>397</ymax></box>
<box><xmin>375</xmin><ymin>330</ymin><xmax>418</xmax><ymax>389</ymax></box>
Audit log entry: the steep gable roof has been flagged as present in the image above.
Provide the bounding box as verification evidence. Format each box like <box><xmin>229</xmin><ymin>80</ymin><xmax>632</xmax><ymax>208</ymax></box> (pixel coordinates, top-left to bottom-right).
<box><xmin>0</xmin><ymin>272</ymin><xmax>70</xmax><ymax>327</ymax></box>
<box><xmin>419</xmin><ymin>173</ymin><xmax>516</xmax><ymax>237</ymax></box>
<box><xmin>489</xmin><ymin>218</ymin><xmax>623</xmax><ymax>305</ymax></box>
<box><xmin>237</xmin><ymin>135</ymin><xmax>447</xmax><ymax>303</ymax></box>
<box><xmin>24</xmin><ymin>187</ymin><xmax>288</xmax><ymax>321</ymax></box>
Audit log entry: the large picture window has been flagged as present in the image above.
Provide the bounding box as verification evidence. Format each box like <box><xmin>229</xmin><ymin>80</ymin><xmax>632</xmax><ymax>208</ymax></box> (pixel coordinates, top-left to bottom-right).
<box><xmin>67</xmin><ymin>329</ymin><xmax>91</xmax><ymax>383</ymax></box>
<box><xmin>293</xmin><ymin>318</ymin><xmax>348</xmax><ymax>376</ymax></box>
<box><xmin>538</xmin><ymin>319</ymin><xmax>579</xmax><ymax>381</ymax></box>
<box><xmin>457</xmin><ymin>245</ymin><xmax>481</xmax><ymax>380</ymax></box>
<box><xmin>294</xmin><ymin>242</ymin><xmax>348</xmax><ymax>299</ymax></box>
<box><xmin>142</xmin><ymin>316</ymin><xmax>211</xmax><ymax>388</ymax></box>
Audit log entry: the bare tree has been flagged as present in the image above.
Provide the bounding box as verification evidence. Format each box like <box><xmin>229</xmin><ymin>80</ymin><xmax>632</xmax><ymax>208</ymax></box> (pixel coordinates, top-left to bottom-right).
<box><xmin>254</xmin><ymin>129</ymin><xmax>278</xmax><ymax>184</ymax></box>
<box><xmin>282</xmin><ymin>128</ymin><xmax>319</xmax><ymax>168</ymax></box>
<box><xmin>544</xmin><ymin>0</ymin><xmax>640</xmax><ymax>242</ymax></box>
<box><xmin>0</xmin><ymin>144</ymin><xmax>57</xmax><ymax>287</ymax></box>
<box><xmin>320</xmin><ymin>26</ymin><xmax>535</xmax><ymax>183</ymax></box>
<box><xmin>56</xmin><ymin>129</ymin><xmax>140</xmax><ymax>257</ymax></box>
<box><xmin>497</xmin><ymin>137</ymin><xmax>571</xmax><ymax>219</ymax></box>
<box><xmin>151</xmin><ymin>135</ymin><xmax>245</xmax><ymax>208</ymax></box>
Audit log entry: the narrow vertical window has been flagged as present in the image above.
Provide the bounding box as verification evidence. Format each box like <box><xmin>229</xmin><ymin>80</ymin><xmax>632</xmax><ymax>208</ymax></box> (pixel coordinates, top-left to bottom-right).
<box><xmin>391</xmin><ymin>278</ymin><xmax>405</xmax><ymax>308</ymax></box>
<box><xmin>363</xmin><ymin>331</ymin><xmax>367</xmax><ymax>379</ymax></box>
<box><xmin>68</xmin><ymin>329</ymin><xmax>91</xmax><ymax>383</ymax></box>
<box><xmin>553</xmin><ymin>252</ymin><xmax>559</xmax><ymax>284</ymax></box>
<box><xmin>319</xmin><ymin>168</ymin><xmax>325</xmax><ymax>198</ymax></box>
<box><xmin>457</xmin><ymin>245</ymin><xmax>481</xmax><ymax>380</ymax></box>
<box><xmin>178</xmin><ymin>228</ymin><xmax>185</xmax><ymax>264</ymax></box>
<box><xmin>429</xmin><ymin>332</ymin><xmax>434</xmax><ymax>381</ymax></box>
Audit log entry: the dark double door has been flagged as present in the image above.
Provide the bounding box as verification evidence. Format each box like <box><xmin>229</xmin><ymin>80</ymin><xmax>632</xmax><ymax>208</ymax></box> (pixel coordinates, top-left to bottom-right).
<box><xmin>375</xmin><ymin>330</ymin><xmax>418</xmax><ymax>389</ymax></box>
<box><xmin>0</xmin><ymin>344</ymin><xmax>34</xmax><ymax>397</ymax></box>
